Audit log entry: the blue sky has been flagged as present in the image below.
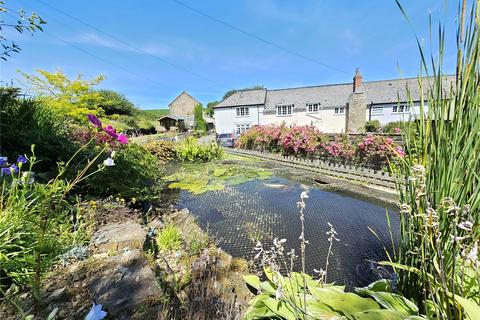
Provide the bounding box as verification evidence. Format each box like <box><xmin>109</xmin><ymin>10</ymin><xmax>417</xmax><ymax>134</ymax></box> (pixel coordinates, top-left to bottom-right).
<box><xmin>1</xmin><ymin>0</ymin><xmax>459</xmax><ymax>109</ymax></box>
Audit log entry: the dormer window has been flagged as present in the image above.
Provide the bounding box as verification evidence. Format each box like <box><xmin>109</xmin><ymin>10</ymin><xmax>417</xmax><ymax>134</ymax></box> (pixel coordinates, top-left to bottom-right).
<box><xmin>276</xmin><ymin>105</ymin><xmax>293</xmax><ymax>116</ymax></box>
<box><xmin>306</xmin><ymin>103</ymin><xmax>320</xmax><ymax>113</ymax></box>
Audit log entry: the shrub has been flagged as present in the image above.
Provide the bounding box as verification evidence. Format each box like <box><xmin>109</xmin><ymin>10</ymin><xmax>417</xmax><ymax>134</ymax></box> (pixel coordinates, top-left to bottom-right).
<box><xmin>144</xmin><ymin>140</ymin><xmax>176</xmax><ymax>163</ymax></box>
<box><xmin>279</xmin><ymin>125</ymin><xmax>325</xmax><ymax>156</ymax></box>
<box><xmin>320</xmin><ymin>135</ymin><xmax>356</xmax><ymax>163</ymax></box>
<box><xmin>96</xmin><ymin>89</ymin><xmax>138</xmax><ymax>116</ymax></box>
<box><xmin>365</xmin><ymin>120</ymin><xmax>381</xmax><ymax>132</ymax></box>
<box><xmin>80</xmin><ymin>143</ymin><xmax>163</xmax><ymax>201</ymax></box>
<box><xmin>0</xmin><ymin>92</ymin><xmax>78</xmax><ymax>175</ymax></box>
<box><xmin>157</xmin><ymin>224</ymin><xmax>182</xmax><ymax>251</ymax></box>
<box><xmin>176</xmin><ymin>137</ymin><xmax>223</xmax><ymax>162</ymax></box>
<box><xmin>193</xmin><ymin>104</ymin><xmax>207</xmax><ymax>132</ymax></box>
<box><xmin>356</xmin><ymin>135</ymin><xmax>404</xmax><ymax>169</ymax></box>
<box><xmin>383</xmin><ymin>121</ymin><xmax>404</xmax><ymax>133</ymax></box>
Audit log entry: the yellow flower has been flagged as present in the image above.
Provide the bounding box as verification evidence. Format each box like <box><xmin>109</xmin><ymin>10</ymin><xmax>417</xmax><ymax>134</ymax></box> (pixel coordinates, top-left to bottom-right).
<box><xmin>131</xmin><ymin>197</ymin><xmax>137</xmax><ymax>204</ymax></box>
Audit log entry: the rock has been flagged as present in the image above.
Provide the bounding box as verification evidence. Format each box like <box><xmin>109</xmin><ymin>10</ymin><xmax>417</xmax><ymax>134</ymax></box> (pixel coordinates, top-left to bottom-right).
<box><xmin>44</xmin><ymin>287</ymin><xmax>66</xmax><ymax>304</ymax></box>
<box><xmin>90</xmin><ymin>222</ymin><xmax>146</xmax><ymax>253</ymax></box>
<box><xmin>88</xmin><ymin>249</ymin><xmax>163</xmax><ymax>317</ymax></box>
<box><xmin>148</xmin><ymin>217</ymin><xmax>164</xmax><ymax>230</ymax></box>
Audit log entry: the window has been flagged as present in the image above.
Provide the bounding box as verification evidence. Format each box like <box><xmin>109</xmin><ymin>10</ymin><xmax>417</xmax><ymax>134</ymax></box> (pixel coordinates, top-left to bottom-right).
<box><xmin>236</xmin><ymin>107</ymin><xmax>249</xmax><ymax>117</ymax></box>
<box><xmin>236</xmin><ymin>124</ymin><xmax>250</xmax><ymax>134</ymax></box>
<box><xmin>276</xmin><ymin>105</ymin><xmax>293</xmax><ymax>116</ymax></box>
<box><xmin>334</xmin><ymin>107</ymin><xmax>345</xmax><ymax>114</ymax></box>
<box><xmin>306</xmin><ymin>103</ymin><xmax>320</xmax><ymax>113</ymax></box>
<box><xmin>371</xmin><ymin>106</ymin><xmax>383</xmax><ymax>115</ymax></box>
<box><xmin>393</xmin><ymin>105</ymin><xmax>410</xmax><ymax>113</ymax></box>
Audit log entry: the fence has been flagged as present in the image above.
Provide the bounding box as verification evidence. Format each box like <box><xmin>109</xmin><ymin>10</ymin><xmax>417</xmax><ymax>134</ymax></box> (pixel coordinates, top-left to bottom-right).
<box><xmin>226</xmin><ymin>148</ymin><xmax>397</xmax><ymax>190</ymax></box>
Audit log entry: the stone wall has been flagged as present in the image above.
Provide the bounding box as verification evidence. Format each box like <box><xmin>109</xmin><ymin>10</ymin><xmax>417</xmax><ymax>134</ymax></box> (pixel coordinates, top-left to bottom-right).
<box><xmin>169</xmin><ymin>92</ymin><xmax>200</xmax><ymax>118</ymax></box>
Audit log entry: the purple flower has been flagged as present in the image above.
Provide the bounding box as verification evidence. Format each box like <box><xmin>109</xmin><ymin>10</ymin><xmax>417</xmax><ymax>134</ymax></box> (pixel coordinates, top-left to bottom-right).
<box><xmin>17</xmin><ymin>155</ymin><xmax>28</xmax><ymax>164</ymax></box>
<box><xmin>104</xmin><ymin>125</ymin><xmax>118</xmax><ymax>139</ymax></box>
<box><xmin>0</xmin><ymin>156</ymin><xmax>7</xmax><ymax>167</ymax></box>
<box><xmin>117</xmin><ymin>134</ymin><xmax>128</xmax><ymax>144</ymax></box>
<box><xmin>87</xmin><ymin>114</ymin><xmax>102</xmax><ymax>128</ymax></box>
<box><xmin>1</xmin><ymin>164</ymin><xmax>18</xmax><ymax>176</ymax></box>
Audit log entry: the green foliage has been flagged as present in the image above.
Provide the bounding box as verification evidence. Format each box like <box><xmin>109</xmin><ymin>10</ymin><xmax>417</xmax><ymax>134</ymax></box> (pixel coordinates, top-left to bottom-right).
<box><xmin>157</xmin><ymin>224</ymin><xmax>182</xmax><ymax>251</ymax></box>
<box><xmin>392</xmin><ymin>1</ymin><xmax>480</xmax><ymax>319</ymax></box>
<box><xmin>164</xmin><ymin>162</ymin><xmax>272</xmax><ymax>194</ymax></box>
<box><xmin>383</xmin><ymin>121</ymin><xmax>404</xmax><ymax>133</ymax></box>
<box><xmin>194</xmin><ymin>104</ymin><xmax>207</xmax><ymax>132</ymax></box>
<box><xmin>365</xmin><ymin>120</ymin><xmax>381</xmax><ymax>132</ymax></box>
<box><xmin>0</xmin><ymin>3</ymin><xmax>46</xmax><ymax>61</ymax></box>
<box><xmin>81</xmin><ymin>143</ymin><xmax>163</xmax><ymax>201</ymax></box>
<box><xmin>205</xmin><ymin>101</ymin><xmax>218</xmax><ymax>117</ymax></box>
<box><xmin>20</xmin><ymin>69</ymin><xmax>106</xmax><ymax>122</ymax></box>
<box><xmin>96</xmin><ymin>89</ymin><xmax>138</xmax><ymax>116</ymax></box>
<box><xmin>175</xmin><ymin>137</ymin><xmax>223</xmax><ymax>162</ymax></box>
<box><xmin>243</xmin><ymin>269</ymin><xmax>424</xmax><ymax>319</ymax></box>
<box><xmin>0</xmin><ymin>147</ymin><xmax>102</xmax><ymax>289</ymax></box>
<box><xmin>144</xmin><ymin>140</ymin><xmax>176</xmax><ymax>163</ymax></box>
<box><xmin>0</xmin><ymin>91</ymin><xmax>77</xmax><ymax>174</ymax></box>
<box><xmin>138</xmin><ymin>109</ymin><xmax>169</xmax><ymax>120</ymax></box>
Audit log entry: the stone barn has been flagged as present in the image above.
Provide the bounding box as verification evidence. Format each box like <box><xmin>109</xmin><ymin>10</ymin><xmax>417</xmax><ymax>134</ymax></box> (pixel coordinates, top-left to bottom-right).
<box><xmin>168</xmin><ymin>92</ymin><xmax>201</xmax><ymax>130</ymax></box>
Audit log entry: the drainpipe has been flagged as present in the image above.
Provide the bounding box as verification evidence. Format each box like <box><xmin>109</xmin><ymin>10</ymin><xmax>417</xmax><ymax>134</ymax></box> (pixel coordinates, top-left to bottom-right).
<box><xmin>257</xmin><ymin>105</ymin><xmax>260</xmax><ymax>125</ymax></box>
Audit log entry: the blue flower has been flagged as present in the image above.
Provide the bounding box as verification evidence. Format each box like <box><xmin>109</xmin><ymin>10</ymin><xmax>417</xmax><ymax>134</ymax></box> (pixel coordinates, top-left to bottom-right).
<box><xmin>1</xmin><ymin>164</ymin><xmax>18</xmax><ymax>176</ymax></box>
<box><xmin>0</xmin><ymin>156</ymin><xmax>8</xmax><ymax>167</ymax></box>
<box><xmin>17</xmin><ymin>155</ymin><xmax>28</xmax><ymax>164</ymax></box>
<box><xmin>85</xmin><ymin>303</ymin><xmax>107</xmax><ymax>320</ymax></box>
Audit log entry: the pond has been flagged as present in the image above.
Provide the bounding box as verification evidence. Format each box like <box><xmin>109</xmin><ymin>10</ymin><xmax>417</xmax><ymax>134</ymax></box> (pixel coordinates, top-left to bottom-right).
<box><xmin>176</xmin><ymin>175</ymin><xmax>399</xmax><ymax>288</ymax></box>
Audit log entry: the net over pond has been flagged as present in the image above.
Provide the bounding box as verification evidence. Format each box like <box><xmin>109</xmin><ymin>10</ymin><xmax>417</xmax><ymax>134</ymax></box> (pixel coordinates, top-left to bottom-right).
<box><xmin>176</xmin><ymin>176</ymin><xmax>399</xmax><ymax>288</ymax></box>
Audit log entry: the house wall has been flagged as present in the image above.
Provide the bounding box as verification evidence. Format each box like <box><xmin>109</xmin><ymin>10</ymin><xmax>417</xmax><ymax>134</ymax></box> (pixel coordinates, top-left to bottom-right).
<box><xmin>213</xmin><ymin>105</ymin><xmax>264</xmax><ymax>134</ymax></box>
<box><xmin>367</xmin><ymin>101</ymin><xmax>424</xmax><ymax>125</ymax></box>
<box><xmin>169</xmin><ymin>93</ymin><xmax>199</xmax><ymax>118</ymax></box>
<box><xmin>263</xmin><ymin>107</ymin><xmax>346</xmax><ymax>133</ymax></box>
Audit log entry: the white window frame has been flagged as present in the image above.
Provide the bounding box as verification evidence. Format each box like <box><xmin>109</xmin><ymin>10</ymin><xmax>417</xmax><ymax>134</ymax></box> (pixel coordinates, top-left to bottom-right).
<box><xmin>235</xmin><ymin>124</ymin><xmax>250</xmax><ymax>134</ymax></box>
<box><xmin>236</xmin><ymin>107</ymin><xmax>249</xmax><ymax>117</ymax></box>
<box><xmin>334</xmin><ymin>107</ymin><xmax>345</xmax><ymax>115</ymax></box>
<box><xmin>276</xmin><ymin>104</ymin><xmax>294</xmax><ymax>116</ymax></box>
<box><xmin>392</xmin><ymin>104</ymin><xmax>411</xmax><ymax>113</ymax></box>
<box><xmin>306</xmin><ymin>103</ymin><xmax>320</xmax><ymax>113</ymax></box>
<box><xmin>371</xmin><ymin>106</ymin><xmax>384</xmax><ymax>115</ymax></box>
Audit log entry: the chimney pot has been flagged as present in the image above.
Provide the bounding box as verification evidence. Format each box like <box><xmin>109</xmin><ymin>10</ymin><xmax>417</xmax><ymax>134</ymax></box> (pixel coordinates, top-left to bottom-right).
<box><xmin>353</xmin><ymin>68</ymin><xmax>362</xmax><ymax>92</ymax></box>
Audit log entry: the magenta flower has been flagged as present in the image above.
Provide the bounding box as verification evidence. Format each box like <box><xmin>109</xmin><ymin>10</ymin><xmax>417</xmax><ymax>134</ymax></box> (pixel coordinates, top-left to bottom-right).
<box><xmin>104</xmin><ymin>125</ymin><xmax>118</xmax><ymax>139</ymax></box>
<box><xmin>117</xmin><ymin>134</ymin><xmax>128</xmax><ymax>144</ymax></box>
<box><xmin>87</xmin><ymin>114</ymin><xmax>102</xmax><ymax>128</ymax></box>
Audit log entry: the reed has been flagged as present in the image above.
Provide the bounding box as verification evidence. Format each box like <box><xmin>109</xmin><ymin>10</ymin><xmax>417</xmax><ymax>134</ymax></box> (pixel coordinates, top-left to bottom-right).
<box><xmin>391</xmin><ymin>0</ymin><xmax>480</xmax><ymax>318</ymax></box>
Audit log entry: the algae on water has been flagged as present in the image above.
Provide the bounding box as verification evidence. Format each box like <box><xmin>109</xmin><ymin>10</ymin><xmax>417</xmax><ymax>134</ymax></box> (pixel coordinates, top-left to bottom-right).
<box><xmin>164</xmin><ymin>163</ymin><xmax>272</xmax><ymax>194</ymax></box>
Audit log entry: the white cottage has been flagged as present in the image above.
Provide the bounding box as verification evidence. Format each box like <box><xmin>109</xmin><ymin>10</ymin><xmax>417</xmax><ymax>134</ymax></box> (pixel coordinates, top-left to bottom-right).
<box><xmin>213</xmin><ymin>69</ymin><xmax>454</xmax><ymax>134</ymax></box>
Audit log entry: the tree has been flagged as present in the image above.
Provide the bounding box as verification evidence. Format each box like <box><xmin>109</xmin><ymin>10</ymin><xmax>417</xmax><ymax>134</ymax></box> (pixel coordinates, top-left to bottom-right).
<box><xmin>96</xmin><ymin>90</ymin><xmax>138</xmax><ymax>116</ymax></box>
<box><xmin>222</xmin><ymin>85</ymin><xmax>264</xmax><ymax>100</ymax></box>
<box><xmin>205</xmin><ymin>101</ymin><xmax>218</xmax><ymax>117</ymax></box>
<box><xmin>0</xmin><ymin>1</ymin><xmax>46</xmax><ymax>61</ymax></box>
<box><xmin>194</xmin><ymin>104</ymin><xmax>207</xmax><ymax>132</ymax></box>
<box><xmin>20</xmin><ymin>69</ymin><xmax>106</xmax><ymax>122</ymax></box>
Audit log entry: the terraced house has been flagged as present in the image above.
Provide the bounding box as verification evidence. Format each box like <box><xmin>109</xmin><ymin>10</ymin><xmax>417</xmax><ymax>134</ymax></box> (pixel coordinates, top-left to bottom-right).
<box><xmin>213</xmin><ymin>69</ymin><xmax>454</xmax><ymax>134</ymax></box>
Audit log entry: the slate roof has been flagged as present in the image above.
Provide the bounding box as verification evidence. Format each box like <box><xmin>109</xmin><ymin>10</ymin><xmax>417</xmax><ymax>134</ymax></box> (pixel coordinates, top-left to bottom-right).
<box><xmin>214</xmin><ymin>76</ymin><xmax>455</xmax><ymax>110</ymax></box>
<box><xmin>214</xmin><ymin>88</ymin><xmax>267</xmax><ymax>108</ymax></box>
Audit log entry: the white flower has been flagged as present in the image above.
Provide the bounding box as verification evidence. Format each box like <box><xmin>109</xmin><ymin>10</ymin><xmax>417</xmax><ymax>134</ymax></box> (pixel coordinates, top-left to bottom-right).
<box><xmin>275</xmin><ymin>286</ymin><xmax>283</xmax><ymax>300</ymax></box>
<box><xmin>300</xmin><ymin>191</ymin><xmax>309</xmax><ymax>199</ymax></box>
<box><xmin>85</xmin><ymin>303</ymin><xmax>107</xmax><ymax>320</ymax></box>
<box><xmin>458</xmin><ymin>221</ymin><xmax>473</xmax><ymax>232</ymax></box>
<box><xmin>104</xmin><ymin>157</ymin><xmax>115</xmax><ymax>166</ymax></box>
<box><xmin>465</xmin><ymin>242</ymin><xmax>478</xmax><ymax>263</ymax></box>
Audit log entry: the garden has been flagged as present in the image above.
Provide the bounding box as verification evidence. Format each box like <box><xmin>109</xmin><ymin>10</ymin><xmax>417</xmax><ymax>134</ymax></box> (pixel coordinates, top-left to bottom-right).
<box><xmin>1</xmin><ymin>1</ymin><xmax>480</xmax><ymax>319</ymax></box>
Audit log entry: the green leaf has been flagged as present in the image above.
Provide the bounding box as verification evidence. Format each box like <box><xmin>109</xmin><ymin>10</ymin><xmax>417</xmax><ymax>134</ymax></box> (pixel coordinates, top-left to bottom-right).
<box><xmin>455</xmin><ymin>296</ymin><xmax>480</xmax><ymax>320</ymax></box>
<box><xmin>357</xmin><ymin>290</ymin><xmax>418</xmax><ymax>316</ymax></box>
<box><xmin>355</xmin><ymin>279</ymin><xmax>392</xmax><ymax>294</ymax></box>
<box><xmin>309</xmin><ymin>287</ymin><xmax>380</xmax><ymax>316</ymax></box>
<box><xmin>351</xmin><ymin>309</ymin><xmax>407</xmax><ymax>320</ymax></box>
<box><xmin>262</xmin><ymin>297</ymin><xmax>297</xmax><ymax>320</ymax></box>
<box><xmin>244</xmin><ymin>274</ymin><xmax>261</xmax><ymax>291</ymax></box>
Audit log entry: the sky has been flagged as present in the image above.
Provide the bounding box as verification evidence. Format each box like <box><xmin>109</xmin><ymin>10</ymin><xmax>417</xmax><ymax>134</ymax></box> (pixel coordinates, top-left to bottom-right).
<box><xmin>1</xmin><ymin>0</ymin><xmax>460</xmax><ymax>109</ymax></box>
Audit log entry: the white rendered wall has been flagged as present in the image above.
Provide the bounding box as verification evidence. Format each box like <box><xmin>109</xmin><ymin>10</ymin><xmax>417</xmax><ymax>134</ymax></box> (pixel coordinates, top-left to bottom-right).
<box><xmin>213</xmin><ymin>105</ymin><xmax>264</xmax><ymax>134</ymax></box>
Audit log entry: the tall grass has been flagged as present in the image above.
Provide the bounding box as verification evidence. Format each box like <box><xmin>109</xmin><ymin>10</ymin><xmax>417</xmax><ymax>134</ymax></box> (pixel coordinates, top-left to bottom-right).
<box><xmin>391</xmin><ymin>0</ymin><xmax>480</xmax><ymax>318</ymax></box>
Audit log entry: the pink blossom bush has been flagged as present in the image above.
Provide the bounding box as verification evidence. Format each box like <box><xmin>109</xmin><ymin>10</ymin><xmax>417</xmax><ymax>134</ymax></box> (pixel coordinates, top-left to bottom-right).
<box><xmin>236</xmin><ymin>124</ymin><xmax>405</xmax><ymax>169</ymax></box>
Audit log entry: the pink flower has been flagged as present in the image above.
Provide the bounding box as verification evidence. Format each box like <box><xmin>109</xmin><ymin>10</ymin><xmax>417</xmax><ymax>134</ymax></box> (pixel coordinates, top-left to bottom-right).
<box><xmin>393</xmin><ymin>127</ymin><xmax>401</xmax><ymax>134</ymax></box>
<box><xmin>117</xmin><ymin>134</ymin><xmax>128</xmax><ymax>144</ymax></box>
<box><xmin>104</xmin><ymin>125</ymin><xmax>118</xmax><ymax>139</ymax></box>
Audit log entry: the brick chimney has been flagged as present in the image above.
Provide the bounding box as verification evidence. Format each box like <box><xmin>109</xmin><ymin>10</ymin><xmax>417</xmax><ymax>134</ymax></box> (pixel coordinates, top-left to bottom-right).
<box><xmin>353</xmin><ymin>68</ymin><xmax>362</xmax><ymax>92</ymax></box>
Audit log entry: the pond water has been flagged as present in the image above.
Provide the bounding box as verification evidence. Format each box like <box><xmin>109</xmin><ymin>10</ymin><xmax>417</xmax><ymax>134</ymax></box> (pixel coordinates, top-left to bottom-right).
<box><xmin>176</xmin><ymin>176</ymin><xmax>399</xmax><ymax>288</ymax></box>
